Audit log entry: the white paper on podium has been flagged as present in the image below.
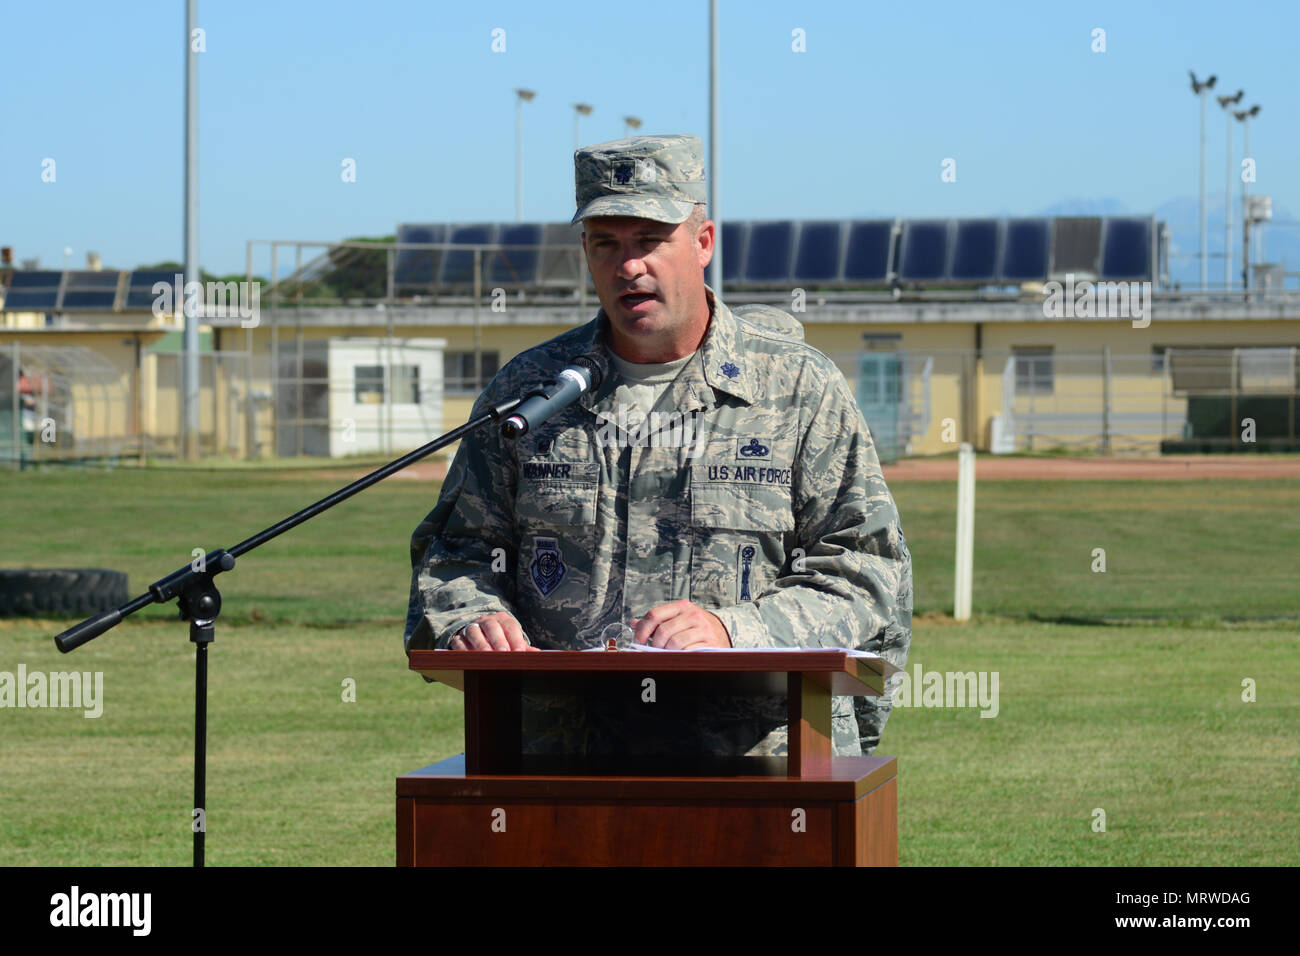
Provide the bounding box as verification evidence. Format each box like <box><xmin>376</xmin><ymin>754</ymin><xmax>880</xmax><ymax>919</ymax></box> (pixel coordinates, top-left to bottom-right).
<box><xmin>578</xmin><ymin>644</ymin><xmax>885</xmax><ymax>662</ymax></box>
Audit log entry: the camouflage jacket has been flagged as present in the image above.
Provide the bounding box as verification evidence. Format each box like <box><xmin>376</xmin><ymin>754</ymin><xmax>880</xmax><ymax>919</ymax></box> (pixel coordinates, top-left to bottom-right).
<box><xmin>404</xmin><ymin>289</ymin><xmax>912</xmax><ymax>757</ymax></box>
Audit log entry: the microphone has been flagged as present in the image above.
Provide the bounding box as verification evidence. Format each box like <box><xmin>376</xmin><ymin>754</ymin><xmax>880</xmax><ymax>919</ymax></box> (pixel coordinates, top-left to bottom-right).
<box><xmin>502</xmin><ymin>355</ymin><xmax>603</xmax><ymax>438</ymax></box>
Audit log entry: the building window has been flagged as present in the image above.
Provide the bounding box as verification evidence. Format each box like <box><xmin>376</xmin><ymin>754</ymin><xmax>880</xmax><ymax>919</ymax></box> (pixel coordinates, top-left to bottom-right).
<box><xmin>390</xmin><ymin>365</ymin><xmax>420</xmax><ymax>404</ymax></box>
<box><xmin>1014</xmin><ymin>347</ymin><xmax>1054</xmax><ymax>396</ymax></box>
<box><xmin>1151</xmin><ymin>347</ymin><xmax>1168</xmax><ymax>373</ymax></box>
<box><xmin>354</xmin><ymin>364</ymin><xmax>421</xmax><ymax>404</ymax></box>
<box><xmin>354</xmin><ymin>365</ymin><xmax>384</xmax><ymax>404</ymax></box>
<box><xmin>444</xmin><ymin>351</ymin><xmax>500</xmax><ymax>394</ymax></box>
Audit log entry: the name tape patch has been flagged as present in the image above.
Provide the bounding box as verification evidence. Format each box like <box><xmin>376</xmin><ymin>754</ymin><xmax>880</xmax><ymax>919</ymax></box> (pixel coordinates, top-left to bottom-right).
<box><xmin>523</xmin><ymin>461</ymin><xmax>599</xmax><ymax>482</ymax></box>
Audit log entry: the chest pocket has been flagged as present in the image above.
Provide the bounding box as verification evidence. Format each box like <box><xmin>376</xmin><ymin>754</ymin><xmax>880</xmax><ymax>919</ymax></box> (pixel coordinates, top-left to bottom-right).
<box><xmin>689</xmin><ymin>480</ymin><xmax>794</xmax><ymax>606</ymax></box>
<box><xmin>690</xmin><ymin>483</ymin><xmax>795</xmax><ymax>532</ymax></box>
<box><xmin>516</xmin><ymin>424</ymin><xmax>599</xmax><ymax>529</ymax></box>
<box><xmin>514</xmin><ymin>468</ymin><xmax>599</xmax><ymax>610</ymax></box>
<box><xmin>516</xmin><ymin>470</ymin><xmax>599</xmax><ymax>528</ymax></box>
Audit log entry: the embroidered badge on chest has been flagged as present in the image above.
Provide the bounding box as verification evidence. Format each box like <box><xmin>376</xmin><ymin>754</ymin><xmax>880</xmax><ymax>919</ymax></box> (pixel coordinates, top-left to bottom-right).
<box><xmin>737</xmin><ymin>437</ymin><xmax>771</xmax><ymax>461</ymax></box>
<box><xmin>530</xmin><ymin>537</ymin><xmax>567</xmax><ymax>597</ymax></box>
<box><xmin>739</xmin><ymin>545</ymin><xmax>756</xmax><ymax>601</ymax></box>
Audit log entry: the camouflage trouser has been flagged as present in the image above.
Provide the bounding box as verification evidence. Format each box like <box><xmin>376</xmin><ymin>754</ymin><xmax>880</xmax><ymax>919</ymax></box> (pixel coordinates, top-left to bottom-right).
<box><xmin>742</xmin><ymin>709</ymin><xmax>863</xmax><ymax>757</ymax></box>
<box><xmin>854</xmin><ymin>566</ymin><xmax>913</xmax><ymax>755</ymax></box>
<box><xmin>855</xmin><ymin>637</ymin><xmax>911</xmax><ymax>754</ymax></box>
<box><xmin>521</xmin><ymin>690</ymin><xmax>862</xmax><ymax>757</ymax></box>
<box><xmin>853</xmin><ymin>693</ymin><xmax>895</xmax><ymax>756</ymax></box>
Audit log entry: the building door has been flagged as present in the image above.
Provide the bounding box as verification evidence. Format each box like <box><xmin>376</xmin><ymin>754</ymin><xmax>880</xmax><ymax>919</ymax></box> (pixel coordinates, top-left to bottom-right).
<box><xmin>858</xmin><ymin>352</ymin><xmax>902</xmax><ymax>463</ymax></box>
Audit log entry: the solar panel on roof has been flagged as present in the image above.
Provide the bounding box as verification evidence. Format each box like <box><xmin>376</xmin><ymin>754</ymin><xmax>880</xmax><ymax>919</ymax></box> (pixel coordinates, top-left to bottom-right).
<box><xmin>61</xmin><ymin>270</ymin><xmax>120</xmax><ymax>310</ymax></box>
<box><xmin>898</xmin><ymin>220</ymin><xmax>950</xmax><ymax>281</ymax></box>
<box><xmin>950</xmin><ymin>219</ymin><xmax>1000</xmax><ymax>282</ymax></box>
<box><xmin>843</xmin><ymin>221</ymin><xmax>894</xmax><ymax>282</ymax></box>
<box><xmin>1051</xmin><ymin>217</ymin><xmax>1102</xmax><ymax>276</ymax></box>
<box><xmin>743</xmin><ymin>221</ymin><xmax>795</xmax><ymax>283</ymax></box>
<box><xmin>1100</xmin><ymin>217</ymin><xmax>1151</xmax><ymax>281</ymax></box>
<box><xmin>439</xmin><ymin>224</ymin><xmax>498</xmax><ymax>286</ymax></box>
<box><xmin>539</xmin><ymin>222</ymin><xmax>583</xmax><ymax>286</ymax></box>
<box><xmin>793</xmin><ymin>221</ymin><xmax>843</xmax><ymax>282</ymax></box>
<box><xmin>488</xmin><ymin>224</ymin><xmax>542</xmax><ymax>286</ymax></box>
<box><xmin>125</xmin><ymin>269</ymin><xmax>177</xmax><ymax>309</ymax></box>
<box><xmin>721</xmin><ymin>221</ymin><xmax>749</xmax><ymax>284</ymax></box>
<box><xmin>2</xmin><ymin>271</ymin><xmax>62</xmax><ymax>310</ymax></box>
<box><xmin>999</xmin><ymin>219</ymin><xmax>1050</xmax><ymax>281</ymax></box>
<box><xmin>395</xmin><ymin>224</ymin><xmax>445</xmax><ymax>288</ymax></box>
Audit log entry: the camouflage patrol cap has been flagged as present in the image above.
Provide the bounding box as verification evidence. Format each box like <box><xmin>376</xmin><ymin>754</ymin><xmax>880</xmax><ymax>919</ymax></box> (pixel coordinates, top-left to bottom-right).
<box><xmin>571</xmin><ymin>134</ymin><xmax>707</xmax><ymax>226</ymax></box>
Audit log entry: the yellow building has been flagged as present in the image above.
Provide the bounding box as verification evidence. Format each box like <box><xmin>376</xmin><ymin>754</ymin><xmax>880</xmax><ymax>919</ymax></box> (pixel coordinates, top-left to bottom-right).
<box><xmin>6</xmin><ymin>218</ymin><xmax>1299</xmax><ymax>462</ymax></box>
<box><xmin>210</xmin><ymin>292</ymin><xmax>1300</xmax><ymax>461</ymax></box>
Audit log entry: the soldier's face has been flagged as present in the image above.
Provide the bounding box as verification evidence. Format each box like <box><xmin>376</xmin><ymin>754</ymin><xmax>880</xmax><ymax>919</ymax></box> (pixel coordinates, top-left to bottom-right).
<box><xmin>582</xmin><ymin>214</ymin><xmax>714</xmax><ymax>360</ymax></box>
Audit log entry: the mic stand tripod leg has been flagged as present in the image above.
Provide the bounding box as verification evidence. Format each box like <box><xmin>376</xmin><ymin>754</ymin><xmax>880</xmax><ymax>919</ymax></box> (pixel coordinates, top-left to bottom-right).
<box><xmin>179</xmin><ymin>578</ymin><xmax>221</xmax><ymax>869</ymax></box>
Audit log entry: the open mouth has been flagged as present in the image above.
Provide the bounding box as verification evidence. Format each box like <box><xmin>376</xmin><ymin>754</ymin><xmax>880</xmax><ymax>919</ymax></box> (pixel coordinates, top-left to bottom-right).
<box><xmin>620</xmin><ymin>291</ymin><xmax>658</xmax><ymax>308</ymax></box>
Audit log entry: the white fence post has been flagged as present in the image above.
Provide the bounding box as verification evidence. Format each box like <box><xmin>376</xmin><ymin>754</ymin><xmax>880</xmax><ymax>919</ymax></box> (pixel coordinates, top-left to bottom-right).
<box><xmin>954</xmin><ymin>441</ymin><xmax>975</xmax><ymax>620</ymax></box>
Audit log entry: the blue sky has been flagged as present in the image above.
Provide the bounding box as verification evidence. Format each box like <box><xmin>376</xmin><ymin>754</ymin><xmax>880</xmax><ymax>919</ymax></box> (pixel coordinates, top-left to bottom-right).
<box><xmin>5</xmin><ymin>0</ymin><xmax>1298</xmax><ymax>276</ymax></box>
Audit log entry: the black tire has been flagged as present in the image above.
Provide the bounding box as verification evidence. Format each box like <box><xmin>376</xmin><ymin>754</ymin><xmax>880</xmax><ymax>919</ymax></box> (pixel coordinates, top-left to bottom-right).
<box><xmin>0</xmin><ymin>569</ymin><xmax>129</xmax><ymax>618</ymax></box>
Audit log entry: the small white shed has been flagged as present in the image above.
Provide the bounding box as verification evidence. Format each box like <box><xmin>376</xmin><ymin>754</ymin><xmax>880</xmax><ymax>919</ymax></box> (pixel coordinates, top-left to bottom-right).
<box><xmin>276</xmin><ymin>337</ymin><xmax>446</xmax><ymax>457</ymax></box>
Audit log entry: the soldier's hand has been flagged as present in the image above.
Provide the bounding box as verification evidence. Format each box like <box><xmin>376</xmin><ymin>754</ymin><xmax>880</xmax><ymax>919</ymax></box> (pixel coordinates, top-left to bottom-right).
<box><xmin>448</xmin><ymin>612</ymin><xmax>536</xmax><ymax>651</ymax></box>
<box><xmin>631</xmin><ymin>601</ymin><xmax>733</xmax><ymax>649</ymax></box>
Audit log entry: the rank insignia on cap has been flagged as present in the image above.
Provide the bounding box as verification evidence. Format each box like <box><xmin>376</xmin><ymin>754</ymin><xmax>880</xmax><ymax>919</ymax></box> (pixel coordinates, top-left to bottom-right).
<box><xmin>720</xmin><ymin>361</ymin><xmax>740</xmax><ymax>379</ymax></box>
<box><xmin>612</xmin><ymin>161</ymin><xmax>636</xmax><ymax>186</ymax></box>
<box><xmin>530</xmin><ymin>537</ymin><xmax>566</xmax><ymax>597</ymax></box>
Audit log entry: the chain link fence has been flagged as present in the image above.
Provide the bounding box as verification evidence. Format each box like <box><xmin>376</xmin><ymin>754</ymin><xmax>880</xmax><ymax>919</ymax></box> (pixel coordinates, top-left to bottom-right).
<box><xmin>8</xmin><ymin>337</ymin><xmax>1293</xmax><ymax>465</ymax></box>
<box><xmin>1</xmin><ymin>343</ymin><xmax>137</xmax><ymax>466</ymax></box>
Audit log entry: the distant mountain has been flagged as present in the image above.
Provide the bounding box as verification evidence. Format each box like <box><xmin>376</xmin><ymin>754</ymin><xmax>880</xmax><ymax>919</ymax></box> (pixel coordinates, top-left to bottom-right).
<box><xmin>1154</xmin><ymin>196</ymin><xmax>1296</xmax><ymax>290</ymax></box>
<box><xmin>1036</xmin><ymin>198</ymin><xmax>1131</xmax><ymax>217</ymax></box>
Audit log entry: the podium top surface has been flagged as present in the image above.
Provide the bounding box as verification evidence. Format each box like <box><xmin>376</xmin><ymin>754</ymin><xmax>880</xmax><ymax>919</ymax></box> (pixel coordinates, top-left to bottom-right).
<box><xmin>409</xmin><ymin>648</ymin><xmax>897</xmax><ymax>696</ymax></box>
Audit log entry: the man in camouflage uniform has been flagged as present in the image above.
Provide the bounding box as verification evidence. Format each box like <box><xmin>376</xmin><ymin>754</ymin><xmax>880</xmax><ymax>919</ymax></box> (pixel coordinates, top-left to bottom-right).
<box><xmin>404</xmin><ymin>134</ymin><xmax>911</xmax><ymax>757</ymax></box>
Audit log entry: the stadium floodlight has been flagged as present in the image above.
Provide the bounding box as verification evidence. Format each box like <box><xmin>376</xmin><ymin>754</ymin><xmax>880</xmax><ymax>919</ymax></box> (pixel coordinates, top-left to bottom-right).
<box><xmin>1217</xmin><ymin>89</ymin><xmax>1245</xmax><ymax>289</ymax></box>
<box><xmin>572</xmin><ymin>103</ymin><xmax>593</xmax><ymax>153</ymax></box>
<box><xmin>514</xmin><ymin>88</ymin><xmax>536</xmax><ymax>222</ymax></box>
<box><xmin>1233</xmin><ymin>104</ymin><xmax>1262</xmax><ymax>289</ymax></box>
<box><xmin>1188</xmin><ymin>71</ymin><xmax>1217</xmax><ymax>290</ymax></box>
<box><xmin>574</xmin><ymin>102</ymin><xmax>595</xmax><ymax>153</ymax></box>
<box><xmin>623</xmin><ymin>115</ymin><xmax>642</xmax><ymax>136</ymax></box>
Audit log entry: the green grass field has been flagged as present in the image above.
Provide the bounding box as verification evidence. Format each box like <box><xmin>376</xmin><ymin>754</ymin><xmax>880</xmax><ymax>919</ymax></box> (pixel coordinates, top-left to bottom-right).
<box><xmin>1</xmin><ymin>468</ymin><xmax>1297</xmax><ymax>865</ymax></box>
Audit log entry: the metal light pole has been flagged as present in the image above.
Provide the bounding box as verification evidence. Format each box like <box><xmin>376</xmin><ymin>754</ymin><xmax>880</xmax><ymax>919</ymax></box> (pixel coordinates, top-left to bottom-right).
<box><xmin>623</xmin><ymin>115</ymin><xmax>642</xmax><ymax>137</ymax></box>
<box><xmin>1218</xmin><ymin>89</ymin><xmax>1244</xmax><ymax>289</ymax></box>
<box><xmin>513</xmin><ymin>88</ymin><xmax>535</xmax><ymax>222</ymax></box>
<box><xmin>572</xmin><ymin>103</ymin><xmax>593</xmax><ymax>153</ymax></box>
<box><xmin>1235</xmin><ymin>104</ymin><xmax>1260</xmax><ymax>289</ymax></box>
<box><xmin>1189</xmin><ymin>71</ymin><xmax>1216</xmax><ymax>290</ymax></box>
<box><xmin>184</xmin><ymin>0</ymin><xmax>200</xmax><ymax>459</ymax></box>
<box><xmin>707</xmin><ymin>0</ymin><xmax>722</xmax><ymax>295</ymax></box>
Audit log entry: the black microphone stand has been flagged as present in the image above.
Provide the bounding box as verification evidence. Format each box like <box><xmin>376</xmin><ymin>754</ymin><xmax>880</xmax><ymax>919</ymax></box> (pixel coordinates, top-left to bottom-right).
<box><xmin>52</xmin><ymin>397</ymin><xmax>522</xmax><ymax>867</ymax></box>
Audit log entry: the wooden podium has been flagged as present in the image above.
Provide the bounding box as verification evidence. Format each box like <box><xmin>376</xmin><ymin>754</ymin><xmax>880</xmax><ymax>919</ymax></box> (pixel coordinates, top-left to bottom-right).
<box><xmin>397</xmin><ymin>649</ymin><xmax>898</xmax><ymax>866</ymax></box>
